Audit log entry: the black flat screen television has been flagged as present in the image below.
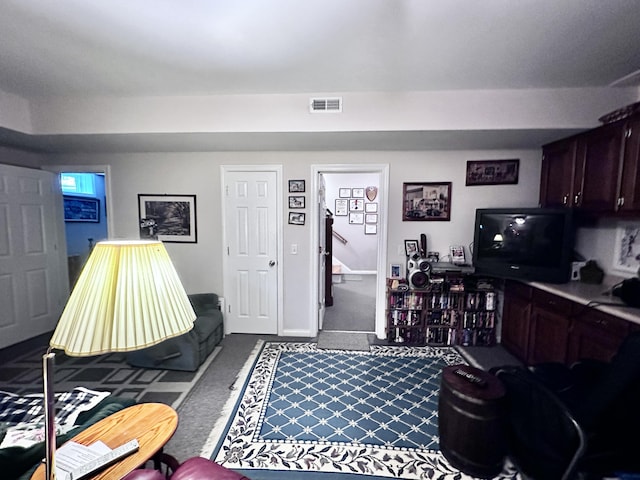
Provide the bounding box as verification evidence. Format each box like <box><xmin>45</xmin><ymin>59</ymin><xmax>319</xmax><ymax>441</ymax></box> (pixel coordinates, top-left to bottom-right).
<box><xmin>472</xmin><ymin>208</ymin><xmax>574</xmax><ymax>283</ymax></box>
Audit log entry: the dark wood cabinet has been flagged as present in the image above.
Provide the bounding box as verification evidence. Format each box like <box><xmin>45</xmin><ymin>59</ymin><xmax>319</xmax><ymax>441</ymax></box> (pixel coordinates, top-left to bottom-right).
<box><xmin>567</xmin><ymin>307</ymin><xmax>630</xmax><ymax>364</ymax></box>
<box><xmin>540</xmin><ymin>113</ymin><xmax>640</xmax><ymax>216</ymax></box>
<box><xmin>573</xmin><ymin>123</ymin><xmax>624</xmax><ymax>212</ymax></box>
<box><xmin>539</xmin><ymin>138</ymin><xmax>577</xmax><ymax>208</ymax></box>
<box><xmin>528</xmin><ymin>290</ymin><xmax>572</xmax><ymax>364</ymax></box>
<box><xmin>501</xmin><ymin>281</ymin><xmax>637</xmax><ymax>366</ymax></box>
<box><xmin>617</xmin><ymin>115</ymin><xmax>640</xmax><ymax>213</ymax></box>
<box><xmin>501</xmin><ymin>281</ymin><xmax>532</xmax><ymax>360</ymax></box>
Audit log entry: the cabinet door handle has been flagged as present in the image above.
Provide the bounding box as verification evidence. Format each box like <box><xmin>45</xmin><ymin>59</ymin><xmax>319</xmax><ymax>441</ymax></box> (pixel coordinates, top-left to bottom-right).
<box><xmin>574</xmin><ymin>192</ymin><xmax>581</xmax><ymax>206</ymax></box>
<box><xmin>563</xmin><ymin>194</ymin><xmax>569</xmax><ymax>205</ymax></box>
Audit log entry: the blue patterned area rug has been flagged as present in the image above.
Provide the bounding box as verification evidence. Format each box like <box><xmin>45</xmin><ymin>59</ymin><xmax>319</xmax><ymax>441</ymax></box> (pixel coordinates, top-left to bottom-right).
<box><xmin>202</xmin><ymin>342</ymin><xmax>519</xmax><ymax>479</ymax></box>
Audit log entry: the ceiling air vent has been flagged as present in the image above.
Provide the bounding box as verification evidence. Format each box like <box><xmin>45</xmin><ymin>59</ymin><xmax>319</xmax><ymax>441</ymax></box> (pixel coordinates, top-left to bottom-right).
<box><xmin>310</xmin><ymin>97</ymin><xmax>342</xmax><ymax>113</ymax></box>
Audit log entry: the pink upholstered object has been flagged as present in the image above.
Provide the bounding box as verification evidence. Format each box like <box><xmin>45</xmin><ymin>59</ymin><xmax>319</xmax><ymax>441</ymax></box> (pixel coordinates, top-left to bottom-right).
<box><xmin>121</xmin><ymin>469</ymin><xmax>167</xmax><ymax>480</ymax></box>
<box><xmin>170</xmin><ymin>457</ymin><xmax>251</xmax><ymax>480</ymax></box>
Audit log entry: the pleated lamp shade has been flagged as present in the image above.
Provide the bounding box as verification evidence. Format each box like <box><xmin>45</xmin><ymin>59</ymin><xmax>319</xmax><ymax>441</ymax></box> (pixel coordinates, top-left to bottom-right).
<box><xmin>50</xmin><ymin>240</ymin><xmax>196</xmax><ymax>356</ymax></box>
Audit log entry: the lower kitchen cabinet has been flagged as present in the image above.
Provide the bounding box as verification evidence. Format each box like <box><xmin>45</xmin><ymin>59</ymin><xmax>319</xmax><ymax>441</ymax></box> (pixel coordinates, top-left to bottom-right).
<box><xmin>502</xmin><ymin>280</ymin><xmax>634</xmax><ymax>366</ymax></box>
<box><xmin>501</xmin><ymin>281</ymin><xmax>532</xmax><ymax>361</ymax></box>
<box><xmin>567</xmin><ymin>307</ymin><xmax>630</xmax><ymax>364</ymax></box>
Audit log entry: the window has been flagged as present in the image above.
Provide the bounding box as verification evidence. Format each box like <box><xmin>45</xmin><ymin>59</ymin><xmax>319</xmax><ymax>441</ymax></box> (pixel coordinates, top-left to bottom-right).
<box><xmin>60</xmin><ymin>173</ymin><xmax>96</xmax><ymax>195</ymax></box>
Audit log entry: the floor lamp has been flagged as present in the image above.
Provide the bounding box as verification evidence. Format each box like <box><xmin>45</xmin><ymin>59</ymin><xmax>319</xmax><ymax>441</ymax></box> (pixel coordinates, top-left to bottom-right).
<box><xmin>43</xmin><ymin>240</ymin><xmax>196</xmax><ymax>480</ymax></box>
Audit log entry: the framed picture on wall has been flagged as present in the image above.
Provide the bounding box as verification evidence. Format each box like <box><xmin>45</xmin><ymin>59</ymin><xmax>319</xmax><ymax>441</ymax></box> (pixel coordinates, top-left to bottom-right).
<box><xmin>402</xmin><ymin>182</ymin><xmax>452</xmax><ymax>221</ymax></box>
<box><xmin>349</xmin><ymin>199</ymin><xmax>364</xmax><ymax>211</ymax></box>
<box><xmin>365</xmin><ymin>202</ymin><xmax>378</xmax><ymax>213</ymax></box>
<box><xmin>339</xmin><ymin>188</ymin><xmax>351</xmax><ymax>198</ymax></box>
<box><xmin>138</xmin><ymin>194</ymin><xmax>197</xmax><ymax>243</ymax></box>
<box><xmin>289</xmin><ymin>196</ymin><xmax>305</xmax><ymax>209</ymax></box>
<box><xmin>63</xmin><ymin>196</ymin><xmax>100</xmax><ymax>222</ymax></box>
<box><xmin>288</xmin><ymin>180</ymin><xmax>305</xmax><ymax>192</ymax></box>
<box><xmin>465</xmin><ymin>159</ymin><xmax>520</xmax><ymax>186</ymax></box>
<box><xmin>349</xmin><ymin>212</ymin><xmax>364</xmax><ymax>224</ymax></box>
<box><xmin>288</xmin><ymin>212</ymin><xmax>305</xmax><ymax>225</ymax></box>
<box><xmin>335</xmin><ymin>199</ymin><xmax>348</xmax><ymax>216</ymax></box>
<box><xmin>365</xmin><ymin>224</ymin><xmax>377</xmax><ymax>235</ymax></box>
<box><xmin>613</xmin><ymin>222</ymin><xmax>640</xmax><ymax>273</ymax></box>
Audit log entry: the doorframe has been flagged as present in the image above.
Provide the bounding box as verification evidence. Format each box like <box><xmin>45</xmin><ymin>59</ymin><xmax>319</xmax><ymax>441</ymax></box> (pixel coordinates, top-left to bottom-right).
<box><xmin>41</xmin><ymin>164</ymin><xmax>114</xmax><ymax>238</ymax></box>
<box><xmin>220</xmin><ymin>164</ymin><xmax>284</xmax><ymax>335</ymax></box>
<box><xmin>310</xmin><ymin>164</ymin><xmax>389</xmax><ymax>340</ymax></box>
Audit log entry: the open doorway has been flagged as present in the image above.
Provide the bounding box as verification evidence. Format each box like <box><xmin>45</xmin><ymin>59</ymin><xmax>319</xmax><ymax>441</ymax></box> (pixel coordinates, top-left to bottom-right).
<box><xmin>43</xmin><ymin>165</ymin><xmax>113</xmax><ymax>288</ymax></box>
<box><xmin>321</xmin><ymin>172</ymin><xmax>379</xmax><ymax>332</ymax></box>
<box><xmin>310</xmin><ymin>164</ymin><xmax>389</xmax><ymax>340</ymax></box>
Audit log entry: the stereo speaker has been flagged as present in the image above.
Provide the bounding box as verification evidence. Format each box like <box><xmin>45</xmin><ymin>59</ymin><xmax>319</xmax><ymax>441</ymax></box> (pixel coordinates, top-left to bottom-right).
<box><xmin>407</xmin><ymin>254</ymin><xmax>431</xmax><ymax>289</ymax></box>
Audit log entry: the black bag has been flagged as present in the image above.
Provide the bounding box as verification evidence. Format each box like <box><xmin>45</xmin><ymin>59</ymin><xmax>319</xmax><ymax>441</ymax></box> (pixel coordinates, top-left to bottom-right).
<box><xmin>612</xmin><ymin>278</ymin><xmax>640</xmax><ymax>308</ymax></box>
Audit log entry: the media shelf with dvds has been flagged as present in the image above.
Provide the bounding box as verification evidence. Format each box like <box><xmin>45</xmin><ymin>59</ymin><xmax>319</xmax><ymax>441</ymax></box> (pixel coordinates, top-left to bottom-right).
<box><xmin>385</xmin><ymin>274</ymin><xmax>497</xmax><ymax>346</ymax></box>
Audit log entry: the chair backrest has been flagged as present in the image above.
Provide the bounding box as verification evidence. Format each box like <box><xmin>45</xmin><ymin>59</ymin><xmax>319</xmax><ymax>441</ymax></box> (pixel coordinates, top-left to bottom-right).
<box><xmin>495</xmin><ymin>366</ymin><xmax>586</xmax><ymax>480</ymax></box>
<box><xmin>574</xmin><ymin>331</ymin><xmax>640</xmax><ymax>430</ymax></box>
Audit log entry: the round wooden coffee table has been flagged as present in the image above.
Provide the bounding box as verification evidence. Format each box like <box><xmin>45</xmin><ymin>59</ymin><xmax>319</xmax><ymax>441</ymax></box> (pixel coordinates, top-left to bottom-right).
<box><xmin>31</xmin><ymin>402</ymin><xmax>178</xmax><ymax>480</ymax></box>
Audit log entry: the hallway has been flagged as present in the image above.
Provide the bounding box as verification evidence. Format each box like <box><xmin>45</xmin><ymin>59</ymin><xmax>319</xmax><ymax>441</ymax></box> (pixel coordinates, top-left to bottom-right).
<box><xmin>322</xmin><ymin>274</ymin><xmax>376</xmax><ymax>332</ymax></box>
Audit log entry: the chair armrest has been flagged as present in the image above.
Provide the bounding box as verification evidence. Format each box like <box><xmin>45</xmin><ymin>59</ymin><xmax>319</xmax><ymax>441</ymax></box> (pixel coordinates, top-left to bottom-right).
<box><xmin>528</xmin><ymin>362</ymin><xmax>574</xmax><ymax>393</ymax></box>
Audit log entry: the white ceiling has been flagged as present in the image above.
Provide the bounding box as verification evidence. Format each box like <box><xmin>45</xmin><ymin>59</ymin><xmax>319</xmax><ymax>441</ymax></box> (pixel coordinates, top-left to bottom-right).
<box><xmin>1</xmin><ymin>0</ymin><xmax>639</xmax><ymax>151</ymax></box>
<box><xmin>2</xmin><ymin>0</ymin><xmax>639</xmax><ymax>97</ymax></box>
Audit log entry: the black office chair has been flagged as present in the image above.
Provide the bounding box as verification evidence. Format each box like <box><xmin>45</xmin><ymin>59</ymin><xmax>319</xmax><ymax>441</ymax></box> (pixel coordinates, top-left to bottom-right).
<box><xmin>528</xmin><ymin>331</ymin><xmax>640</xmax><ymax>475</ymax></box>
<box><xmin>494</xmin><ymin>366</ymin><xmax>586</xmax><ymax>480</ymax></box>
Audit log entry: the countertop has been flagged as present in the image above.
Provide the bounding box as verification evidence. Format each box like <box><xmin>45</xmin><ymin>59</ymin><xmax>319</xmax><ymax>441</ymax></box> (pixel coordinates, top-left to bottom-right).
<box><xmin>527</xmin><ymin>275</ymin><xmax>640</xmax><ymax>325</ymax></box>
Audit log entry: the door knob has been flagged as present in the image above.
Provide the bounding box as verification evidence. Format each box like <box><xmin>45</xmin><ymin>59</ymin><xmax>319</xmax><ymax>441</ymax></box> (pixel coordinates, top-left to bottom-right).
<box><xmin>269</xmin><ymin>260</ymin><xmax>276</xmax><ymax>267</ymax></box>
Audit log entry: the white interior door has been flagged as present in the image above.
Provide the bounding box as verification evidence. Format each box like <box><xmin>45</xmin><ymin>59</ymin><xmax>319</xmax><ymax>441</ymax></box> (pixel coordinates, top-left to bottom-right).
<box><xmin>223</xmin><ymin>169</ymin><xmax>279</xmax><ymax>334</ymax></box>
<box><xmin>318</xmin><ymin>173</ymin><xmax>327</xmax><ymax>330</ymax></box>
<box><xmin>0</xmin><ymin>164</ymin><xmax>68</xmax><ymax>349</ymax></box>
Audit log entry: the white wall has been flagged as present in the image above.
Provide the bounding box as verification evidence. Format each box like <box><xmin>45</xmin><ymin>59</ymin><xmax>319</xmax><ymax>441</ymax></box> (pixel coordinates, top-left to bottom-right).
<box><xmin>324</xmin><ymin>172</ymin><xmax>379</xmax><ymax>272</ymax></box>
<box><xmin>0</xmin><ymin>145</ymin><xmax>44</xmax><ymax>169</ymax></box>
<box><xmin>42</xmin><ymin>148</ymin><xmax>542</xmax><ymax>336</ymax></box>
<box><xmin>387</xmin><ymin>150</ymin><xmax>541</xmax><ymax>271</ymax></box>
<box><xmin>575</xmin><ymin>219</ymin><xmax>640</xmax><ymax>279</ymax></box>
<box><xmin>26</xmin><ymin>88</ymin><xmax>639</xmax><ymax>135</ymax></box>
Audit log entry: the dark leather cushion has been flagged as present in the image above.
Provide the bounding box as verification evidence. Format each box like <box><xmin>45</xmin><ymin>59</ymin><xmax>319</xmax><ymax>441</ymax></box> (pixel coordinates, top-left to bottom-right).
<box><xmin>122</xmin><ymin>469</ymin><xmax>167</xmax><ymax>480</ymax></box>
<box><xmin>170</xmin><ymin>457</ymin><xmax>251</xmax><ymax>480</ymax></box>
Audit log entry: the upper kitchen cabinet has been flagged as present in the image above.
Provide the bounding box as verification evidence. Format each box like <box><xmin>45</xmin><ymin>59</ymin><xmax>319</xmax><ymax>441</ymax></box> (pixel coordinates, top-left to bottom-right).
<box><xmin>617</xmin><ymin>115</ymin><xmax>640</xmax><ymax>214</ymax></box>
<box><xmin>573</xmin><ymin>122</ymin><xmax>624</xmax><ymax>212</ymax></box>
<box><xmin>540</xmin><ymin>113</ymin><xmax>640</xmax><ymax>216</ymax></box>
<box><xmin>539</xmin><ymin>136</ymin><xmax>577</xmax><ymax>208</ymax></box>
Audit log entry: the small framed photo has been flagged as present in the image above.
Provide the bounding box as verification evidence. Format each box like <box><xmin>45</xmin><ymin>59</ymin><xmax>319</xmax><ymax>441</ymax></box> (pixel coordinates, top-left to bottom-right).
<box><xmin>365</xmin><ymin>224</ymin><xmax>377</xmax><ymax>235</ymax></box>
<box><xmin>405</xmin><ymin>239</ymin><xmax>420</xmax><ymax>257</ymax></box>
<box><xmin>402</xmin><ymin>182</ymin><xmax>452</xmax><ymax>221</ymax></box>
<box><xmin>365</xmin><ymin>213</ymin><xmax>378</xmax><ymax>224</ymax></box>
<box><xmin>288</xmin><ymin>212</ymin><xmax>305</xmax><ymax>225</ymax></box>
<box><xmin>352</xmin><ymin>188</ymin><xmax>364</xmax><ymax>198</ymax></box>
<box><xmin>466</xmin><ymin>159</ymin><xmax>520</xmax><ymax>186</ymax></box>
<box><xmin>349</xmin><ymin>212</ymin><xmax>364</xmax><ymax>224</ymax></box>
<box><xmin>289</xmin><ymin>180</ymin><xmax>305</xmax><ymax>192</ymax></box>
<box><xmin>335</xmin><ymin>199</ymin><xmax>348</xmax><ymax>216</ymax></box>
<box><xmin>349</xmin><ymin>198</ymin><xmax>364</xmax><ymax>211</ymax></box>
<box><xmin>339</xmin><ymin>188</ymin><xmax>351</xmax><ymax>198</ymax></box>
<box><xmin>365</xmin><ymin>202</ymin><xmax>378</xmax><ymax>213</ymax></box>
<box><xmin>390</xmin><ymin>263</ymin><xmax>403</xmax><ymax>279</ymax></box>
<box><xmin>289</xmin><ymin>196</ymin><xmax>305</xmax><ymax>209</ymax></box>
